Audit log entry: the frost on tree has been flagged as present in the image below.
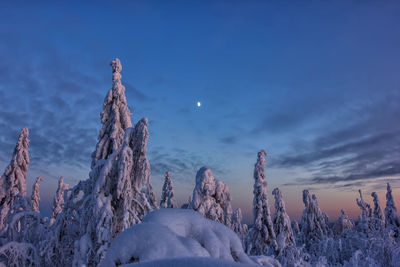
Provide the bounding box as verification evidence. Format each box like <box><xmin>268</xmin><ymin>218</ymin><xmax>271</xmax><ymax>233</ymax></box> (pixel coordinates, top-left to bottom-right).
<box><xmin>300</xmin><ymin>190</ymin><xmax>330</xmax><ymax>246</ymax></box>
<box><xmin>333</xmin><ymin>209</ymin><xmax>354</xmax><ymax>235</ymax></box>
<box><xmin>75</xmin><ymin>118</ymin><xmax>158</xmax><ymax>265</ymax></box>
<box><xmin>0</xmin><ymin>128</ymin><xmax>30</xmax><ymax>233</ymax></box>
<box><xmin>50</xmin><ymin>177</ymin><xmax>68</xmax><ymax>225</ymax></box>
<box><xmin>71</xmin><ymin>60</ymin><xmax>157</xmax><ymax>266</ymax></box>
<box><xmin>231</xmin><ymin>208</ymin><xmax>247</xmax><ymax>242</ymax></box>
<box><xmin>30</xmin><ymin>176</ymin><xmax>43</xmax><ymax>213</ymax></box>
<box><xmin>245</xmin><ymin>150</ymin><xmax>277</xmax><ymax>255</ymax></box>
<box><xmin>384</xmin><ymin>183</ymin><xmax>400</xmax><ymax>234</ymax></box>
<box><xmin>190</xmin><ymin>167</ymin><xmax>233</xmax><ymax>227</ymax></box>
<box><xmin>160</xmin><ymin>171</ymin><xmax>177</xmax><ymax>208</ymax></box>
<box><xmin>370</xmin><ymin>192</ymin><xmax>385</xmax><ymax>230</ymax></box>
<box><xmin>355</xmin><ymin>189</ymin><xmax>373</xmax><ymax>233</ymax></box>
<box><xmin>91</xmin><ymin>58</ymin><xmax>132</xmax><ymax>170</ymax></box>
<box><xmin>41</xmin><ymin>180</ymin><xmax>92</xmax><ymax>267</ymax></box>
<box><xmin>0</xmin><ymin>241</ymin><xmax>40</xmax><ymax>267</ymax></box>
<box><xmin>272</xmin><ymin>187</ymin><xmax>295</xmax><ymax>254</ymax></box>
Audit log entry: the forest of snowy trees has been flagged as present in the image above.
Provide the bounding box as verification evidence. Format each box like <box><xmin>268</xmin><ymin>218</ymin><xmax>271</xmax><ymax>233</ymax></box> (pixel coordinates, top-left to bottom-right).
<box><xmin>0</xmin><ymin>59</ymin><xmax>399</xmax><ymax>267</ymax></box>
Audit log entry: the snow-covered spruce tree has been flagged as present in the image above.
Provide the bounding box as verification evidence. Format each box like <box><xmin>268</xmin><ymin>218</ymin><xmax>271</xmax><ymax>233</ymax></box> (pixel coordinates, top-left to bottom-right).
<box><xmin>91</xmin><ymin>58</ymin><xmax>132</xmax><ymax>170</ymax></box>
<box><xmin>40</xmin><ymin>59</ymin><xmax>159</xmax><ymax>267</ymax></box>
<box><xmin>190</xmin><ymin>167</ymin><xmax>233</xmax><ymax>227</ymax></box>
<box><xmin>355</xmin><ymin>189</ymin><xmax>372</xmax><ymax>233</ymax></box>
<box><xmin>231</xmin><ymin>208</ymin><xmax>247</xmax><ymax>242</ymax></box>
<box><xmin>0</xmin><ymin>127</ymin><xmax>30</xmax><ymax>233</ymax></box>
<box><xmin>4</xmin><ymin>195</ymin><xmax>43</xmax><ymax>243</ymax></box>
<box><xmin>333</xmin><ymin>209</ymin><xmax>354</xmax><ymax>235</ymax></box>
<box><xmin>30</xmin><ymin>176</ymin><xmax>43</xmax><ymax>213</ymax></box>
<box><xmin>160</xmin><ymin>171</ymin><xmax>177</xmax><ymax>208</ymax></box>
<box><xmin>299</xmin><ymin>190</ymin><xmax>330</xmax><ymax>247</ymax></box>
<box><xmin>271</xmin><ymin>188</ymin><xmax>308</xmax><ymax>266</ymax></box>
<box><xmin>0</xmin><ymin>128</ymin><xmax>44</xmax><ymax>267</ymax></box>
<box><xmin>299</xmin><ymin>190</ymin><xmax>340</xmax><ymax>265</ymax></box>
<box><xmin>40</xmin><ymin>180</ymin><xmax>92</xmax><ymax>267</ymax></box>
<box><xmin>245</xmin><ymin>150</ymin><xmax>277</xmax><ymax>255</ymax></box>
<box><xmin>385</xmin><ymin>183</ymin><xmax>400</xmax><ymax>234</ymax></box>
<box><xmin>272</xmin><ymin>187</ymin><xmax>295</xmax><ymax>253</ymax></box>
<box><xmin>49</xmin><ymin>177</ymin><xmax>68</xmax><ymax>225</ymax></box>
<box><xmin>130</xmin><ymin>118</ymin><xmax>158</xmax><ymax>210</ymax></box>
<box><xmin>370</xmin><ymin>191</ymin><xmax>385</xmax><ymax>230</ymax></box>
<box><xmin>75</xmin><ymin>118</ymin><xmax>158</xmax><ymax>266</ymax></box>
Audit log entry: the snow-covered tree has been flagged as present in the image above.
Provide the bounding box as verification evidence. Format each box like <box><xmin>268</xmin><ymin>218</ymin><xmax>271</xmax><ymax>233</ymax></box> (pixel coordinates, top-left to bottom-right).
<box><xmin>333</xmin><ymin>209</ymin><xmax>354</xmax><ymax>235</ymax></box>
<box><xmin>231</xmin><ymin>208</ymin><xmax>247</xmax><ymax>242</ymax></box>
<box><xmin>190</xmin><ymin>167</ymin><xmax>233</xmax><ymax>227</ymax></box>
<box><xmin>130</xmin><ymin>118</ymin><xmax>158</xmax><ymax>210</ymax></box>
<box><xmin>74</xmin><ymin>117</ymin><xmax>158</xmax><ymax>265</ymax></box>
<box><xmin>245</xmin><ymin>150</ymin><xmax>277</xmax><ymax>255</ymax></box>
<box><xmin>371</xmin><ymin>192</ymin><xmax>384</xmax><ymax>221</ymax></box>
<box><xmin>385</xmin><ymin>183</ymin><xmax>400</xmax><ymax>234</ymax></box>
<box><xmin>0</xmin><ymin>241</ymin><xmax>40</xmax><ymax>266</ymax></box>
<box><xmin>41</xmin><ymin>180</ymin><xmax>91</xmax><ymax>267</ymax></box>
<box><xmin>300</xmin><ymin>190</ymin><xmax>330</xmax><ymax>246</ymax></box>
<box><xmin>356</xmin><ymin>189</ymin><xmax>372</xmax><ymax>233</ymax></box>
<box><xmin>370</xmin><ymin>192</ymin><xmax>385</xmax><ymax>230</ymax></box>
<box><xmin>91</xmin><ymin>58</ymin><xmax>132</xmax><ymax>170</ymax></box>
<box><xmin>30</xmin><ymin>177</ymin><xmax>43</xmax><ymax>213</ymax></box>
<box><xmin>160</xmin><ymin>171</ymin><xmax>177</xmax><ymax>208</ymax></box>
<box><xmin>272</xmin><ymin>187</ymin><xmax>295</xmax><ymax>253</ymax></box>
<box><xmin>0</xmin><ymin>128</ymin><xmax>30</xmax><ymax>233</ymax></box>
<box><xmin>50</xmin><ymin>177</ymin><xmax>68</xmax><ymax>225</ymax></box>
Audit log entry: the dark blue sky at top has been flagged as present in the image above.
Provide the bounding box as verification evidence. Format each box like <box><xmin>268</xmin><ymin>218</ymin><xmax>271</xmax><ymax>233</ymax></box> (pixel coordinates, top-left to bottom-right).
<box><xmin>0</xmin><ymin>1</ymin><xmax>399</xmax><ymax>221</ymax></box>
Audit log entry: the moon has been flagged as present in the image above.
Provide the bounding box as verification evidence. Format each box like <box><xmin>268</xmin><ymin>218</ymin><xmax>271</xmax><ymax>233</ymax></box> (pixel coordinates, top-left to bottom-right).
<box><xmin>197</xmin><ymin>101</ymin><xmax>201</xmax><ymax>107</ymax></box>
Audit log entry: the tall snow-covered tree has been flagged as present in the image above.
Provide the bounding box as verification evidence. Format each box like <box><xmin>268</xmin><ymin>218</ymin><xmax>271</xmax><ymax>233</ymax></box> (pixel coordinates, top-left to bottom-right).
<box><xmin>190</xmin><ymin>167</ymin><xmax>233</xmax><ymax>227</ymax></box>
<box><xmin>300</xmin><ymin>190</ymin><xmax>330</xmax><ymax>245</ymax></box>
<box><xmin>31</xmin><ymin>176</ymin><xmax>43</xmax><ymax>213</ymax></box>
<box><xmin>384</xmin><ymin>183</ymin><xmax>400</xmax><ymax>232</ymax></box>
<box><xmin>91</xmin><ymin>58</ymin><xmax>132</xmax><ymax>170</ymax></box>
<box><xmin>50</xmin><ymin>177</ymin><xmax>68</xmax><ymax>225</ymax></box>
<box><xmin>272</xmin><ymin>187</ymin><xmax>295</xmax><ymax>253</ymax></box>
<box><xmin>245</xmin><ymin>150</ymin><xmax>277</xmax><ymax>255</ymax></box>
<box><xmin>370</xmin><ymin>191</ymin><xmax>385</xmax><ymax>230</ymax></box>
<box><xmin>75</xmin><ymin>118</ymin><xmax>158</xmax><ymax>265</ymax></box>
<box><xmin>0</xmin><ymin>128</ymin><xmax>30</xmax><ymax>232</ymax></box>
<box><xmin>371</xmin><ymin>192</ymin><xmax>384</xmax><ymax>221</ymax></box>
<box><xmin>130</xmin><ymin>118</ymin><xmax>158</xmax><ymax>209</ymax></box>
<box><xmin>160</xmin><ymin>171</ymin><xmax>177</xmax><ymax>208</ymax></box>
<box><xmin>356</xmin><ymin>189</ymin><xmax>372</xmax><ymax>233</ymax></box>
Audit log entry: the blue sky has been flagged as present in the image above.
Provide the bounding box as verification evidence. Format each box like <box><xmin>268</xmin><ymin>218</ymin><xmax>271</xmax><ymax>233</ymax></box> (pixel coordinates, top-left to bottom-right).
<box><xmin>0</xmin><ymin>1</ymin><xmax>399</xmax><ymax>223</ymax></box>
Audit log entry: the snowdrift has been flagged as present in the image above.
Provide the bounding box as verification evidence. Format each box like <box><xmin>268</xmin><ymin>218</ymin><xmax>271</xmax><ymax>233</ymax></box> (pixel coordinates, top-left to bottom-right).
<box><xmin>100</xmin><ymin>209</ymin><xmax>280</xmax><ymax>267</ymax></box>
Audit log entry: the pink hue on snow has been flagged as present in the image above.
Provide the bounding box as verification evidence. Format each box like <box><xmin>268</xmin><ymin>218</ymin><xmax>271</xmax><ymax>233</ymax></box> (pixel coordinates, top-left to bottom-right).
<box><xmin>30</xmin><ymin>176</ymin><xmax>43</xmax><ymax>213</ymax></box>
<box><xmin>191</xmin><ymin>167</ymin><xmax>233</xmax><ymax>227</ymax></box>
<box><xmin>101</xmin><ymin>208</ymin><xmax>280</xmax><ymax>267</ymax></box>
<box><xmin>0</xmin><ymin>127</ymin><xmax>30</xmax><ymax>232</ymax></box>
<box><xmin>91</xmin><ymin>58</ymin><xmax>132</xmax><ymax>170</ymax></box>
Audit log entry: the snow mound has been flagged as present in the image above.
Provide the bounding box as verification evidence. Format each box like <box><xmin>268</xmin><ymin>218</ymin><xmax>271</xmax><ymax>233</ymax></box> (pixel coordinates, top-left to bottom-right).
<box><xmin>101</xmin><ymin>209</ymin><xmax>280</xmax><ymax>267</ymax></box>
<box><xmin>99</xmin><ymin>222</ymin><xmax>209</xmax><ymax>266</ymax></box>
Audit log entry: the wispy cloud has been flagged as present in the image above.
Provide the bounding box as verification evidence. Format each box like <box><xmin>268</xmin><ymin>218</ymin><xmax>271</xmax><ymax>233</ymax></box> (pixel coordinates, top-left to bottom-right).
<box><xmin>273</xmin><ymin>90</ymin><xmax>400</xmax><ymax>190</ymax></box>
